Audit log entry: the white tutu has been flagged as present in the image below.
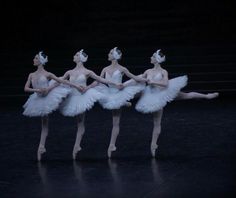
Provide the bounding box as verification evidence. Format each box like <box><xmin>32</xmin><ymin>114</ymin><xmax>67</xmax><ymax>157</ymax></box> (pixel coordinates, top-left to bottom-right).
<box><xmin>94</xmin><ymin>70</ymin><xmax>145</xmax><ymax>110</ymax></box>
<box><xmin>95</xmin><ymin>83</ymin><xmax>145</xmax><ymax>110</ymax></box>
<box><xmin>60</xmin><ymin>87</ymin><xmax>103</xmax><ymax>116</ymax></box>
<box><xmin>135</xmin><ymin>75</ymin><xmax>188</xmax><ymax>113</ymax></box>
<box><xmin>23</xmin><ymin>80</ymin><xmax>70</xmax><ymax>117</ymax></box>
<box><xmin>60</xmin><ymin>74</ymin><xmax>103</xmax><ymax>116</ymax></box>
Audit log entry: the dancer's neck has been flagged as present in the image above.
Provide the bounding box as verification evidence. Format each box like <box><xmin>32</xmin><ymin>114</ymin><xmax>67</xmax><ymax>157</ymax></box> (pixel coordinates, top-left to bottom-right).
<box><xmin>153</xmin><ymin>63</ymin><xmax>161</xmax><ymax>70</ymax></box>
<box><xmin>111</xmin><ymin>60</ymin><xmax>119</xmax><ymax>67</ymax></box>
<box><xmin>76</xmin><ymin>62</ymin><xmax>85</xmax><ymax>69</ymax></box>
<box><xmin>36</xmin><ymin>65</ymin><xmax>45</xmax><ymax>72</ymax></box>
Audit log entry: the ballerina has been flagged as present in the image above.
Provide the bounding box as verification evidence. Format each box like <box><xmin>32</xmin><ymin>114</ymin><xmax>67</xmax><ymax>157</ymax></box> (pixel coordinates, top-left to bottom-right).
<box><xmin>59</xmin><ymin>49</ymin><xmax>123</xmax><ymax>160</ymax></box>
<box><xmin>135</xmin><ymin>49</ymin><xmax>219</xmax><ymax>157</ymax></box>
<box><xmin>87</xmin><ymin>47</ymin><xmax>147</xmax><ymax>158</ymax></box>
<box><xmin>23</xmin><ymin>51</ymin><xmax>84</xmax><ymax>161</ymax></box>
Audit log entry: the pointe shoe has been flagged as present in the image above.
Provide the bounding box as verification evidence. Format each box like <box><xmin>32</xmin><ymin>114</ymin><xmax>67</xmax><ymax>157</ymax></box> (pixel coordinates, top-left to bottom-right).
<box><xmin>151</xmin><ymin>144</ymin><xmax>158</xmax><ymax>158</ymax></box>
<box><xmin>125</xmin><ymin>102</ymin><xmax>132</xmax><ymax>107</ymax></box>
<box><xmin>107</xmin><ymin>145</ymin><xmax>117</xmax><ymax>158</ymax></box>
<box><xmin>37</xmin><ymin>145</ymin><xmax>46</xmax><ymax>161</ymax></box>
<box><xmin>206</xmin><ymin>92</ymin><xmax>219</xmax><ymax>99</ymax></box>
<box><xmin>73</xmin><ymin>146</ymin><xmax>82</xmax><ymax>160</ymax></box>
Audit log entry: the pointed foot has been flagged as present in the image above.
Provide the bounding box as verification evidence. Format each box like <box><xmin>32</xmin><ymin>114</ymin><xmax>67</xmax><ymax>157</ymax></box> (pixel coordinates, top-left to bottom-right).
<box><xmin>73</xmin><ymin>146</ymin><xmax>82</xmax><ymax>160</ymax></box>
<box><xmin>107</xmin><ymin>145</ymin><xmax>117</xmax><ymax>158</ymax></box>
<box><xmin>37</xmin><ymin>145</ymin><xmax>46</xmax><ymax>161</ymax></box>
<box><xmin>151</xmin><ymin>144</ymin><xmax>158</xmax><ymax>158</ymax></box>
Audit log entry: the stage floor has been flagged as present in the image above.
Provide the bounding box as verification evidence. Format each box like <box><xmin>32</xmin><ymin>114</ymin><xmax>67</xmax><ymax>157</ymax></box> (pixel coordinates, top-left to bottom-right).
<box><xmin>1</xmin><ymin>99</ymin><xmax>236</xmax><ymax>197</ymax></box>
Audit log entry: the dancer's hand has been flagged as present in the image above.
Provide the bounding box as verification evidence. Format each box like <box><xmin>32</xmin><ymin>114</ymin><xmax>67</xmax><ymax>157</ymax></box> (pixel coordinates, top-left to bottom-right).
<box><xmin>43</xmin><ymin>88</ymin><xmax>50</xmax><ymax>95</ymax></box>
<box><xmin>82</xmin><ymin>86</ymin><xmax>89</xmax><ymax>93</ymax></box>
<box><xmin>116</xmin><ymin>83</ymin><xmax>124</xmax><ymax>90</ymax></box>
<box><xmin>36</xmin><ymin>88</ymin><xmax>49</xmax><ymax>96</ymax></box>
<box><xmin>147</xmin><ymin>79</ymin><xmax>154</xmax><ymax>85</ymax></box>
<box><xmin>147</xmin><ymin>79</ymin><xmax>159</xmax><ymax>85</ymax></box>
<box><xmin>76</xmin><ymin>85</ymin><xmax>85</xmax><ymax>92</ymax></box>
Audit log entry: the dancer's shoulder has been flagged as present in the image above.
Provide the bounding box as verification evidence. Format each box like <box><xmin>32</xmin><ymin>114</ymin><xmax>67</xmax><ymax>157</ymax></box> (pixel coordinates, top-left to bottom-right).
<box><xmin>144</xmin><ymin>69</ymin><xmax>152</xmax><ymax>74</ymax></box>
<box><xmin>119</xmin><ymin>65</ymin><xmax>128</xmax><ymax>72</ymax></box>
<box><xmin>161</xmin><ymin>68</ymin><xmax>168</xmax><ymax>75</ymax></box>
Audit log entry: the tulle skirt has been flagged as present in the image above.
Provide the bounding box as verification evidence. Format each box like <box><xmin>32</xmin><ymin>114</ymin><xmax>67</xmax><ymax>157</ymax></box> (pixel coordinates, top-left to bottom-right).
<box><xmin>60</xmin><ymin>87</ymin><xmax>103</xmax><ymax>116</ymax></box>
<box><xmin>135</xmin><ymin>75</ymin><xmax>188</xmax><ymax>113</ymax></box>
<box><xmin>95</xmin><ymin>81</ymin><xmax>145</xmax><ymax>110</ymax></box>
<box><xmin>23</xmin><ymin>84</ymin><xmax>70</xmax><ymax>117</ymax></box>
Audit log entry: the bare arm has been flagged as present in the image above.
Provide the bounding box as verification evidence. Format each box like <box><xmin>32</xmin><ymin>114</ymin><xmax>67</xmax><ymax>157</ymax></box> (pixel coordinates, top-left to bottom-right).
<box><xmin>46</xmin><ymin>71</ymin><xmax>70</xmax><ymax>92</ymax></box>
<box><xmin>148</xmin><ymin>70</ymin><xmax>169</xmax><ymax>87</ymax></box>
<box><xmin>123</xmin><ymin>68</ymin><xmax>147</xmax><ymax>82</ymax></box>
<box><xmin>84</xmin><ymin>69</ymin><xmax>106</xmax><ymax>90</ymax></box>
<box><xmin>48</xmin><ymin>73</ymin><xmax>83</xmax><ymax>90</ymax></box>
<box><xmin>123</xmin><ymin>72</ymin><xmax>146</xmax><ymax>87</ymax></box>
<box><xmin>60</xmin><ymin>71</ymin><xmax>70</xmax><ymax>80</ymax></box>
<box><xmin>47</xmin><ymin>81</ymin><xmax>60</xmax><ymax>92</ymax></box>
<box><xmin>24</xmin><ymin>74</ymin><xmax>42</xmax><ymax>93</ymax></box>
<box><xmin>88</xmin><ymin>70</ymin><xmax>119</xmax><ymax>86</ymax></box>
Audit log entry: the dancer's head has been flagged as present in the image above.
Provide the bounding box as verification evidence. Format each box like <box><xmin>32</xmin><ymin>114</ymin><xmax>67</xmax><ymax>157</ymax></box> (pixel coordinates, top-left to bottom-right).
<box><xmin>73</xmin><ymin>49</ymin><xmax>88</xmax><ymax>63</ymax></box>
<box><xmin>151</xmin><ymin>49</ymin><xmax>165</xmax><ymax>64</ymax></box>
<box><xmin>108</xmin><ymin>47</ymin><xmax>122</xmax><ymax>61</ymax></box>
<box><xmin>33</xmin><ymin>51</ymin><xmax>48</xmax><ymax>66</ymax></box>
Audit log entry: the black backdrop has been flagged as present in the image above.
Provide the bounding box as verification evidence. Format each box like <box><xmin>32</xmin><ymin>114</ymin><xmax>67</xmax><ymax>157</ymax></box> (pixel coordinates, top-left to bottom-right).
<box><xmin>1</xmin><ymin>0</ymin><xmax>236</xmax><ymax>103</ymax></box>
<box><xmin>2</xmin><ymin>0</ymin><xmax>236</xmax><ymax>50</ymax></box>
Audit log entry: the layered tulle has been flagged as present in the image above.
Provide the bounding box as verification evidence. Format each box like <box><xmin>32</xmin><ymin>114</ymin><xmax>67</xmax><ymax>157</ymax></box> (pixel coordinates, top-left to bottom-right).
<box><xmin>23</xmin><ymin>83</ymin><xmax>70</xmax><ymax>117</ymax></box>
<box><xmin>135</xmin><ymin>75</ymin><xmax>188</xmax><ymax>113</ymax></box>
<box><xmin>60</xmin><ymin>87</ymin><xmax>103</xmax><ymax>116</ymax></box>
<box><xmin>95</xmin><ymin>81</ymin><xmax>145</xmax><ymax>110</ymax></box>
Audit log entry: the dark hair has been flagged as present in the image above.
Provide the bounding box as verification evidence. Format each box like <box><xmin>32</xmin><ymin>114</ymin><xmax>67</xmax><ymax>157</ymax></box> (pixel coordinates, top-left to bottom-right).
<box><xmin>39</xmin><ymin>51</ymin><xmax>47</xmax><ymax>58</ymax></box>
<box><xmin>116</xmin><ymin>49</ymin><xmax>122</xmax><ymax>55</ymax></box>
<box><xmin>82</xmin><ymin>51</ymin><xmax>88</xmax><ymax>57</ymax></box>
<box><xmin>159</xmin><ymin>50</ymin><xmax>165</xmax><ymax>57</ymax></box>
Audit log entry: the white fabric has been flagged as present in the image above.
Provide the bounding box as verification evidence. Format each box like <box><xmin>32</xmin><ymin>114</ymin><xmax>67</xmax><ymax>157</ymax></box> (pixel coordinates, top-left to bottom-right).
<box><xmin>154</xmin><ymin>49</ymin><xmax>165</xmax><ymax>63</ymax></box>
<box><xmin>136</xmin><ymin>74</ymin><xmax>188</xmax><ymax>113</ymax></box>
<box><xmin>111</xmin><ymin>47</ymin><xmax>121</xmax><ymax>60</ymax></box>
<box><xmin>79</xmin><ymin>49</ymin><xmax>88</xmax><ymax>62</ymax></box>
<box><xmin>38</xmin><ymin>51</ymin><xmax>48</xmax><ymax>65</ymax></box>
<box><xmin>23</xmin><ymin>77</ymin><xmax>70</xmax><ymax>117</ymax></box>
<box><xmin>60</xmin><ymin>74</ymin><xmax>103</xmax><ymax>116</ymax></box>
<box><xmin>95</xmin><ymin>70</ymin><xmax>145</xmax><ymax>110</ymax></box>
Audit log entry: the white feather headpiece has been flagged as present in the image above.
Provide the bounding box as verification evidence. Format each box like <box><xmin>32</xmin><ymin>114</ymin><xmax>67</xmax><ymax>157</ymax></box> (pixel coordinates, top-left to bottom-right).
<box><xmin>79</xmin><ymin>49</ymin><xmax>88</xmax><ymax>62</ymax></box>
<box><xmin>38</xmin><ymin>51</ymin><xmax>48</xmax><ymax>65</ymax></box>
<box><xmin>111</xmin><ymin>47</ymin><xmax>122</xmax><ymax>60</ymax></box>
<box><xmin>154</xmin><ymin>49</ymin><xmax>165</xmax><ymax>63</ymax></box>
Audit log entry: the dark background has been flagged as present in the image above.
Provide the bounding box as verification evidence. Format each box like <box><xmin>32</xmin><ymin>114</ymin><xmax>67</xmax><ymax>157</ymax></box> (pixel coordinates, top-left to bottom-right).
<box><xmin>2</xmin><ymin>0</ymin><xmax>236</xmax><ymax>49</ymax></box>
<box><xmin>1</xmin><ymin>1</ymin><xmax>236</xmax><ymax>197</ymax></box>
<box><xmin>1</xmin><ymin>0</ymin><xmax>236</xmax><ymax>103</ymax></box>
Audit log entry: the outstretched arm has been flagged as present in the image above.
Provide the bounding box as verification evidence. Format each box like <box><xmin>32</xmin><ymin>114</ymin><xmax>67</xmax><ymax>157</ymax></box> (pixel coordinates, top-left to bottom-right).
<box><xmin>123</xmin><ymin>70</ymin><xmax>148</xmax><ymax>87</ymax></box>
<box><xmin>123</xmin><ymin>74</ymin><xmax>146</xmax><ymax>87</ymax></box>
<box><xmin>48</xmin><ymin>73</ymin><xmax>84</xmax><ymax>91</ymax></box>
<box><xmin>84</xmin><ymin>69</ymin><xmax>105</xmax><ymax>90</ymax></box>
<box><xmin>46</xmin><ymin>71</ymin><xmax>70</xmax><ymax>92</ymax></box>
<box><xmin>123</xmin><ymin>68</ymin><xmax>147</xmax><ymax>82</ymax></box>
<box><xmin>88</xmin><ymin>70</ymin><xmax>120</xmax><ymax>87</ymax></box>
<box><xmin>60</xmin><ymin>71</ymin><xmax>70</xmax><ymax>80</ymax></box>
